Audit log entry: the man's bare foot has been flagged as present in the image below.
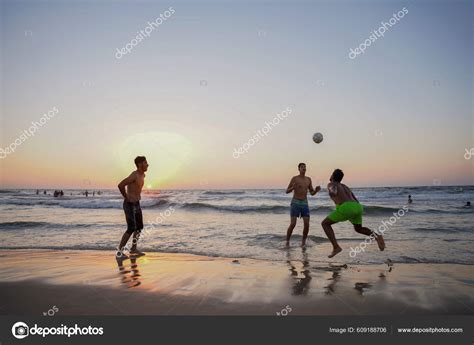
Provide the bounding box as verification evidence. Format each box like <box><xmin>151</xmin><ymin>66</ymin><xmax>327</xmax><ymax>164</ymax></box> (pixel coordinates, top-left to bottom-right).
<box><xmin>373</xmin><ymin>233</ymin><xmax>385</xmax><ymax>251</ymax></box>
<box><xmin>328</xmin><ymin>247</ymin><xmax>342</xmax><ymax>258</ymax></box>
<box><xmin>129</xmin><ymin>250</ymin><xmax>146</xmax><ymax>257</ymax></box>
<box><xmin>301</xmin><ymin>242</ymin><xmax>306</xmax><ymax>248</ymax></box>
<box><xmin>285</xmin><ymin>241</ymin><xmax>290</xmax><ymax>247</ymax></box>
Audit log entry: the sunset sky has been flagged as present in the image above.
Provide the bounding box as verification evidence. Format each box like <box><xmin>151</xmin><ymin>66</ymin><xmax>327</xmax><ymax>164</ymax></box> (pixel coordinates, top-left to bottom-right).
<box><xmin>0</xmin><ymin>0</ymin><xmax>472</xmax><ymax>189</ymax></box>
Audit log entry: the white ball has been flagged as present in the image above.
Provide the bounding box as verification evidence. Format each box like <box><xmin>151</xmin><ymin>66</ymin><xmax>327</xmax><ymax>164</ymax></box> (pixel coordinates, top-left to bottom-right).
<box><xmin>313</xmin><ymin>132</ymin><xmax>323</xmax><ymax>144</ymax></box>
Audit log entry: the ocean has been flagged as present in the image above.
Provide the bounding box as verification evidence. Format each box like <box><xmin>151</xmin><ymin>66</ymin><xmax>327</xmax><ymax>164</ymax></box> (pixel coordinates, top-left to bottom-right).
<box><xmin>0</xmin><ymin>186</ymin><xmax>473</xmax><ymax>265</ymax></box>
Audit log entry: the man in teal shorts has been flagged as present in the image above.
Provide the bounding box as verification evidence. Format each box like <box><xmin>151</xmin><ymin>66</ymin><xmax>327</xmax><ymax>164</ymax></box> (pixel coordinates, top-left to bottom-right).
<box><xmin>285</xmin><ymin>163</ymin><xmax>321</xmax><ymax>247</ymax></box>
<box><xmin>321</xmin><ymin>169</ymin><xmax>385</xmax><ymax>258</ymax></box>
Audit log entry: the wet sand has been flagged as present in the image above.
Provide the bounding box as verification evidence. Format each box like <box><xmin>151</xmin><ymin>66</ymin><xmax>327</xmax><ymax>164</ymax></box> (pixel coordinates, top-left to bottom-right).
<box><xmin>0</xmin><ymin>249</ymin><xmax>472</xmax><ymax>315</ymax></box>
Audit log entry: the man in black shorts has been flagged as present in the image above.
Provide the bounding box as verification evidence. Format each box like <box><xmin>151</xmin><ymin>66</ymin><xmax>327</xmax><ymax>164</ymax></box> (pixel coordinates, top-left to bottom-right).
<box><xmin>116</xmin><ymin>156</ymin><xmax>148</xmax><ymax>259</ymax></box>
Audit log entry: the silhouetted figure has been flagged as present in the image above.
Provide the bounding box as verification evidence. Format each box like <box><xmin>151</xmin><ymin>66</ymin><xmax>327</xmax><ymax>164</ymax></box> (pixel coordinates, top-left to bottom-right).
<box><xmin>116</xmin><ymin>156</ymin><xmax>149</xmax><ymax>259</ymax></box>
<box><xmin>85</xmin><ymin>190</ymin><xmax>89</xmax><ymax>197</ymax></box>
<box><xmin>465</xmin><ymin>201</ymin><xmax>471</xmax><ymax>207</ymax></box>
<box><xmin>36</xmin><ymin>189</ymin><xmax>39</xmax><ymax>195</ymax></box>
<box><xmin>43</xmin><ymin>190</ymin><xmax>47</xmax><ymax>195</ymax></box>
<box><xmin>408</xmin><ymin>195</ymin><xmax>413</xmax><ymax>204</ymax></box>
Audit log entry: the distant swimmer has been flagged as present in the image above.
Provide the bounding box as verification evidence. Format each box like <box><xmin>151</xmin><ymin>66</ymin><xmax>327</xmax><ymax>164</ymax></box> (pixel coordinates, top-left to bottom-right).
<box><xmin>465</xmin><ymin>201</ymin><xmax>471</xmax><ymax>207</ymax></box>
<box><xmin>285</xmin><ymin>162</ymin><xmax>321</xmax><ymax>247</ymax></box>
<box><xmin>408</xmin><ymin>195</ymin><xmax>413</xmax><ymax>204</ymax></box>
<box><xmin>116</xmin><ymin>156</ymin><xmax>149</xmax><ymax>259</ymax></box>
<box><xmin>321</xmin><ymin>169</ymin><xmax>385</xmax><ymax>258</ymax></box>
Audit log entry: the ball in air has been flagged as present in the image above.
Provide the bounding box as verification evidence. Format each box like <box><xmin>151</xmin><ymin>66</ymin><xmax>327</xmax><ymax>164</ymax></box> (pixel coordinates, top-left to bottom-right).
<box><xmin>313</xmin><ymin>132</ymin><xmax>323</xmax><ymax>144</ymax></box>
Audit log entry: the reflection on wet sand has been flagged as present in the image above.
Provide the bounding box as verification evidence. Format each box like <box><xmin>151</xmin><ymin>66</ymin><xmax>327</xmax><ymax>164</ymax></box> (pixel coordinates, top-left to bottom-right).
<box><xmin>0</xmin><ymin>250</ymin><xmax>472</xmax><ymax>315</ymax></box>
<box><xmin>354</xmin><ymin>282</ymin><xmax>372</xmax><ymax>295</ymax></box>
<box><xmin>286</xmin><ymin>248</ymin><xmax>312</xmax><ymax>295</ymax></box>
<box><xmin>285</xmin><ymin>252</ymin><xmax>393</xmax><ymax>299</ymax></box>
<box><xmin>116</xmin><ymin>257</ymin><xmax>142</xmax><ymax>288</ymax></box>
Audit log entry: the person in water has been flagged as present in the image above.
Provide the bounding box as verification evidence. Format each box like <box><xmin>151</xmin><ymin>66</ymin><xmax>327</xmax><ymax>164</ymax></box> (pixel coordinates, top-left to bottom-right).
<box><xmin>408</xmin><ymin>195</ymin><xmax>413</xmax><ymax>204</ymax></box>
<box><xmin>116</xmin><ymin>156</ymin><xmax>148</xmax><ymax>259</ymax></box>
<box><xmin>285</xmin><ymin>163</ymin><xmax>321</xmax><ymax>247</ymax></box>
<box><xmin>321</xmin><ymin>169</ymin><xmax>385</xmax><ymax>258</ymax></box>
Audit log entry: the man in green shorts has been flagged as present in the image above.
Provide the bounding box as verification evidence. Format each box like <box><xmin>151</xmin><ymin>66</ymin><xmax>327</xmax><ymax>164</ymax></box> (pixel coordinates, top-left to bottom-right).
<box><xmin>321</xmin><ymin>169</ymin><xmax>385</xmax><ymax>258</ymax></box>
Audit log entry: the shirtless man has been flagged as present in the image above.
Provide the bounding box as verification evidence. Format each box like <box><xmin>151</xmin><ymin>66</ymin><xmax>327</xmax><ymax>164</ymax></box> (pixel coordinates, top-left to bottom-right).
<box><xmin>285</xmin><ymin>163</ymin><xmax>321</xmax><ymax>247</ymax></box>
<box><xmin>321</xmin><ymin>169</ymin><xmax>385</xmax><ymax>258</ymax></box>
<box><xmin>116</xmin><ymin>156</ymin><xmax>149</xmax><ymax>259</ymax></box>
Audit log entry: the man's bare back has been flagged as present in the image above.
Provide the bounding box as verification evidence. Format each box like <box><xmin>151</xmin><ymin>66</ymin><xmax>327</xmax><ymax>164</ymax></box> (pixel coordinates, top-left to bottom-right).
<box><xmin>122</xmin><ymin>171</ymin><xmax>145</xmax><ymax>202</ymax></box>
<box><xmin>327</xmin><ymin>182</ymin><xmax>358</xmax><ymax>205</ymax></box>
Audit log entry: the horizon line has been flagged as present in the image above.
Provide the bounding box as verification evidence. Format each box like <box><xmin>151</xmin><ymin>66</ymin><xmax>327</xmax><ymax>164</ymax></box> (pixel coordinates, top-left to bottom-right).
<box><xmin>2</xmin><ymin>184</ymin><xmax>473</xmax><ymax>191</ymax></box>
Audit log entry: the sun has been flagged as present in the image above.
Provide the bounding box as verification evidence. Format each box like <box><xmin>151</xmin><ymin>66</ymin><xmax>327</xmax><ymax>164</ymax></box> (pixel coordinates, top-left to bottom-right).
<box><xmin>117</xmin><ymin>131</ymin><xmax>193</xmax><ymax>187</ymax></box>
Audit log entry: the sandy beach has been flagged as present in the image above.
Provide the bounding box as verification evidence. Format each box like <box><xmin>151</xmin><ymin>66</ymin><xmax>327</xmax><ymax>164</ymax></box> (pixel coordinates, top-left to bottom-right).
<box><xmin>0</xmin><ymin>249</ymin><xmax>472</xmax><ymax>316</ymax></box>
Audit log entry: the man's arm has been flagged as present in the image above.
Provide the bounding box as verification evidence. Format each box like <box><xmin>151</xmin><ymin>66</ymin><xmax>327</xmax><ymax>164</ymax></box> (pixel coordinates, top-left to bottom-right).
<box><xmin>308</xmin><ymin>178</ymin><xmax>321</xmax><ymax>196</ymax></box>
<box><xmin>328</xmin><ymin>182</ymin><xmax>338</xmax><ymax>196</ymax></box>
<box><xmin>286</xmin><ymin>177</ymin><xmax>296</xmax><ymax>194</ymax></box>
<box><xmin>118</xmin><ymin>172</ymin><xmax>136</xmax><ymax>200</ymax></box>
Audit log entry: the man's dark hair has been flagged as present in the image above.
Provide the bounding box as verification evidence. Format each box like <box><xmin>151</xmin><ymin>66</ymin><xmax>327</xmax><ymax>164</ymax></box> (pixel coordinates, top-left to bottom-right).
<box><xmin>298</xmin><ymin>163</ymin><xmax>306</xmax><ymax>169</ymax></box>
<box><xmin>332</xmin><ymin>169</ymin><xmax>344</xmax><ymax>182</ymax></box>
<box><xmin>134</xmin><ymin>156</ymin><xmax>147</xmax><ymax>167</ymax></box>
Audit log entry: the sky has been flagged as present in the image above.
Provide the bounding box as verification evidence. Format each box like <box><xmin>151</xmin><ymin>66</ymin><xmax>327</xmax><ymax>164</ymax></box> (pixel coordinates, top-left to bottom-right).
<box><xmin>0</xmin><ymin>0</ymin><xmax>472</xmax><ymax>189</ymax></box>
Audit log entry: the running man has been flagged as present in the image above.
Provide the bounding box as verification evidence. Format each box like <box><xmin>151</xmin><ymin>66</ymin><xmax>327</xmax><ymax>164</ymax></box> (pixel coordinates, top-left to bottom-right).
<box><xmin>285</xmin><ymin>163</ymin><xmax>321</xmax><ymax>247</ymax></box>
<box><xmin>321</xmin><ymin>169</ymin><xmax>385</xmax><ymax>258</ymax></box>
<box><xmin>116</xmin><ymin>156</ymin><xmax>149</xmax><ymax>259</ymax></box>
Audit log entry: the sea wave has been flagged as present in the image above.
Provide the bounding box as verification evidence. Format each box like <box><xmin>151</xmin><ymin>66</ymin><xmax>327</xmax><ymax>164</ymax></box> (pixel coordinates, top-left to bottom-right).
<box><xmin>0</xmin><ymin>221</ymin><xmax>114</xmax><ymax>230</ymax></box>
<box><xmin>0</xmin><ymin>198</ymin><xmax>168</xmax><ymax>209</ymax></box>
<box><xmin>240</xmin><ymin>233</ymin><xmax>363</xmax><ymax>243</ymax></box>
<box><xmin>202</xmin><ymin>191</ymin><xmax>246</xmax><ymax>195</ymax></box>
<box><xmin>172</xmin><ymin>202</ymin><xmax>405</xmax><ymax>215</ymax></box>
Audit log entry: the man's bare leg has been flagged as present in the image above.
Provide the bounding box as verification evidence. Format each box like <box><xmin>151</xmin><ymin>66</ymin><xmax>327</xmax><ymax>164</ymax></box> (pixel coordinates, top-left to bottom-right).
<box><xmin>353</xmin><ymin>224</ymin><xmax>385</xmax><ymax>251</ymax></box>
<box><xmin>302</xmin><ymin>217</ymin><xmax>310</xmax><ymax>247</ymax></box>
<box><xmin>117</xmin><ymin>232</ymin><xmax>131</xmax><ymax>259</ymax></box>
<box><xmin>321</xmin><ymin>217</ymin><xmax>342</xmax><ymax>258</ymax></box>
<box><xmin>286</xmin><ymin>217</ymin><xmax>297</xmax><ymax>246</ymax></box>
<box><xmin>130</xmin><ymin>231</ymin><xmax>140</xmax><ymax>251</ymax></box>
<box><xmin>130</xmin><ymin>231</ymin><xmax>145</xmax><ymax>256</ymax></box>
